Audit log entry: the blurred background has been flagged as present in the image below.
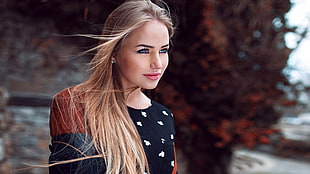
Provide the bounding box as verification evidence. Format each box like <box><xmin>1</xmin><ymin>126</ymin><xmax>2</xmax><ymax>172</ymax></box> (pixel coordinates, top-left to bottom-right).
<box><xmin>0</xmin><ymin>0</ymin><xmax>310</xmax><ymax>174</ymax></box>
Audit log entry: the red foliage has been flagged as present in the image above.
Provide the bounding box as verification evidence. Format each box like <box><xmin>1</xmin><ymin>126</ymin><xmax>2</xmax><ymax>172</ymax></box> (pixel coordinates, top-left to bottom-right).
<box><xmin>158</xmin><ymin>0</ymin><xmax>292</xmax><ymax>173</ymax></box>
<box><xmin>207</xmin><ymin>118</ymin><xmax>279</xmax><ymax>148</ymax></box>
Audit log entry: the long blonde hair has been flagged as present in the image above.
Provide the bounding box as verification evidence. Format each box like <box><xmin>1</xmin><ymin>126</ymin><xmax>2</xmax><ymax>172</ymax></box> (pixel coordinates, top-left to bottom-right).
<box><xmin>70</xmin><ymin>1</ymin><xmax>174</xmax><ymax>173</ymax></box>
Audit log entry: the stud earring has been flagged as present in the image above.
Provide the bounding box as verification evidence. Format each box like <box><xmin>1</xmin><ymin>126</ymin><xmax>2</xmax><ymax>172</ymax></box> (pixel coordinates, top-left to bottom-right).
<box><xmin>111</xmin><ymin>58</ymin><xmax>116</xmax><ymax>64</ymax></box>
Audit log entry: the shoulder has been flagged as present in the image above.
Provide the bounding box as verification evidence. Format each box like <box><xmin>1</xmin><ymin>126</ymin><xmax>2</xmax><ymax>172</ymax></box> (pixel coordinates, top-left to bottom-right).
<box><xmin>151</xmin><ymin>100</ymin><xmax>170</xmax><ymax>110</ymax></box>
<box><xmin>53</xmin><ymin>86</ymin><xmax>77</xmax><ymax>100</ymax></box>
<box><xmin>150</xmin><ymin>100</ymin><xmax>176</xmax><ymax>134</ymax></box>
<box><xmin>51</xmin><ymin>86</ymin><xmax>79</xmax><ymax>114</ymax></box>
<box><xmin>50</xmin><ymin>86</ymin><xmax>86</xmax><ymax>137</ymax></box>
<box><xmin>52</xmin><ymin>86</ymin><xmax>85</xmax><ymax>106</ymax></box>
<box><xmin>151</xmin><ymin>100</ymin><xmax>173</xmax><ymax>116</ymax></box>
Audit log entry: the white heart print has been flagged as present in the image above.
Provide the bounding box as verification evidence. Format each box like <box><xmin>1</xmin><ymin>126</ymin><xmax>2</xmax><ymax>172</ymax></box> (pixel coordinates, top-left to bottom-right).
<box><xmin>141</xmin><ymin>111</ymin><xmax>147</xmax><ymax>117</ymax></box>
<box><xmin>158</xmin><ymin>151</ymin><xmax>165</xmax><ymax>158</ymax></box>
<box><xmin>157</xmin><ymin>121</ymin><xmax>164</xmax><ymax>126</ymax></box>
<box><xmin>137</xmin><ymin>121</ymin><xmax>143</xmax><ymax>127</ymax></box>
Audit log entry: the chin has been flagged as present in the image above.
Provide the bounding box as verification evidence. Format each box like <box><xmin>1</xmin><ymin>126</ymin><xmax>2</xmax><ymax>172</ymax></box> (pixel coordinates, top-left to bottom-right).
<box><xmin>142</xmin><ymin>84</ymin><xmax>159</xmax><ymax>90</ymax></box>
<box><xmin>143</xmin><ymin>86</ymin><xmax>157</xmax><ymax>90</ymax></box>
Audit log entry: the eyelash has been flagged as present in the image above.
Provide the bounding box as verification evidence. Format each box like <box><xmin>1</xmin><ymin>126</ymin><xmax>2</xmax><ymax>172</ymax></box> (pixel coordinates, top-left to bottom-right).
<box><xmin>137</xmin><ymin>48</ymin><xmax>169</xmax><ymax>54</ymax></box>
<box><xmin>137</xmin><ymin>48</ymin><xmax>149</xmax><ymax>54</ymax></box>
<box><xmin>159</xmin><ymin>48</ymin><xmax>169</xmax><ymax>54</ymax></box>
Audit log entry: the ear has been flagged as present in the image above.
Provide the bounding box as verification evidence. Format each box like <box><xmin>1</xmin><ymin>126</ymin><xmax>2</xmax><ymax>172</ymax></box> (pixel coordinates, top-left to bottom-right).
<box><xmin>111</xmin><ymin>57</ymin><xmax>116</xmax><ymax>64</ymax></box>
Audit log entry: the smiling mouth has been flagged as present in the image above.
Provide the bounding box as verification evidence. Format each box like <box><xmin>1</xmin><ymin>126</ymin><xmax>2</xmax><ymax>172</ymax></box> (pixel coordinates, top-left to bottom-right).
<box><xmin>143</xmin><ymin>73</ymin><xmax>161</xmax><ymax>80</ymax></box>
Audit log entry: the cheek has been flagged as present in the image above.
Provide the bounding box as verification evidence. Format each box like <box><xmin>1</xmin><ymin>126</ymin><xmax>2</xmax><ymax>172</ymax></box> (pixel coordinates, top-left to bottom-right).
<box><xmin>162</xmin><ymin>56</ymin><xmax>169</xmax><ymax>70</ymax></box>
<box><xmin>117</xmin><ymin>56</ymin><xmax>141</xmax><ymax>74</ymax></box>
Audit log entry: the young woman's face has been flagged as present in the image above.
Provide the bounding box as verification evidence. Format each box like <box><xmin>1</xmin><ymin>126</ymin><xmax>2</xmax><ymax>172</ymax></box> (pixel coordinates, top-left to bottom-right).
<box><xmin>115</xmin><ymin>20</ymin><xmax>170</xmax><ymax>90</ymax></box>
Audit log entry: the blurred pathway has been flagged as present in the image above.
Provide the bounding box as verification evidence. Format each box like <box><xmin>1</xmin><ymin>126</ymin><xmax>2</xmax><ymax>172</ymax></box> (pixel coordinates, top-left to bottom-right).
<box><xmin>231</xmin><ymin>149</ymin><xmax>310</xmax><ymax>174</ymax></box>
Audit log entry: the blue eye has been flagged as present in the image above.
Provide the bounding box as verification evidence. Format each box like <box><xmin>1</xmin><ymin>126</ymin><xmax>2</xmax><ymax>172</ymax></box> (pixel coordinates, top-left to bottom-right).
<box><xmin>159</xmin><ymin>48</ymin><xmax>169</xmax><ymax>54</ymax></box>
<box><xmin>137</xmin><ymin>48</ymin><xmax>149</xmax><ymax>54</ymax></box>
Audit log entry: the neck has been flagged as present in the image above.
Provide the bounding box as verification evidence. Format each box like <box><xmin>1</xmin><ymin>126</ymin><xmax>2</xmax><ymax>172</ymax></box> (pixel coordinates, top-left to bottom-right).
<box><xmin>125</xmin><ymin>88</ymin><xmax>151</xmax><ymax>109</ymax></box>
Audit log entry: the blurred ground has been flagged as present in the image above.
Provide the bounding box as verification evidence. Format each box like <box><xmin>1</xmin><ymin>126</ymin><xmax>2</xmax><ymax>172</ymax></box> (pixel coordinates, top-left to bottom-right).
<box><xmin>229</xmin><ymin>118</ymin><xmax>310</xmax><ymax>174</ymax></box>
<box><xmin>231</xmin><ymin>149</ymin><xmax>310</xmax><ymax>174</ymax></box>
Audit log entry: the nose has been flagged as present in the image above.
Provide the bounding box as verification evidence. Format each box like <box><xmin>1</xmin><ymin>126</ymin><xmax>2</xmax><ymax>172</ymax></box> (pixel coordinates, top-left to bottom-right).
<box><xmin>150</xmin><ymin>53</ymin><xmax>162</xmax><ymax>69</ymax></box>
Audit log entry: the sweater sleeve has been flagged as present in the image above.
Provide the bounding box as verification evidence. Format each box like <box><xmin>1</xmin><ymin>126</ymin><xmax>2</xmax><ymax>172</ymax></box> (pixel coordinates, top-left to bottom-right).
<box><xmin>49</xmin><ymin>133</ymin><xmax>106</xmax><ymax>174</ymax></box>
<box><xmin>48</xmin><ymin>87</ymin><xmax>106</xmax><ymax>173</ymax></box>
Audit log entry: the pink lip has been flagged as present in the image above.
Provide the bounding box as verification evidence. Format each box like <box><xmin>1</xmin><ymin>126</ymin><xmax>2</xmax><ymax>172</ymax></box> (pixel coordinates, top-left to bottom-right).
<box><xmin>143</xmin><ymin>73</ymin><xmax>161</xmax><ymax>80</ymax></box>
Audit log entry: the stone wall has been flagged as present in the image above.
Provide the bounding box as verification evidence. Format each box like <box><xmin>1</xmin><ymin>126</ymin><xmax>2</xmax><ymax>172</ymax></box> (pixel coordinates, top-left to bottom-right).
<box><xmin>0</xmin><ymin>11</ymin><xmax>88</xmax><ymax>96</ymax></box>
<box><xmin>2</xmin><ymin>106</ymin><xmax>50</xmax><ymax>174</ymax></box>
<box><xmin>0</xmin><ymin>8</ymin><xmax>88</xmax><ymax>174</ymax></box>
<box><xmin>0</xmin><ymin>87</ymin><xmax>12</xmax><ymax>173</ymax></box>
<box><xmin>0</xmin><ymin>86</ymin><xmax>52</xmax><ymax>174</ymax></box>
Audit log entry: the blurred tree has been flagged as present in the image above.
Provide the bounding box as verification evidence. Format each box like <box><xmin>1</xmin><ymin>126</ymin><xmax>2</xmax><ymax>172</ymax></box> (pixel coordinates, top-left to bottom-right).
<box><xmin>157</xmin><ymin>0</ymin><xmax>293</xmax><ymax>173</ymax></box>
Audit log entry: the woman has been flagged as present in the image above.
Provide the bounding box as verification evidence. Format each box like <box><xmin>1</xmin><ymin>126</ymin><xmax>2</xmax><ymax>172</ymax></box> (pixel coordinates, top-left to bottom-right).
<box><xmin>48</xmin><ymin>0</ymin><xmax>178</xmax><ymax>173</ymax></box>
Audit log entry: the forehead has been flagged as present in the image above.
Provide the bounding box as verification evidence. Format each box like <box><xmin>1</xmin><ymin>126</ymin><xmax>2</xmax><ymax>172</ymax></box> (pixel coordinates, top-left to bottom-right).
<box><xmin>124</xmin><ymin>20</ymin><xmax>170</xmax><ymax>47</ymax></box>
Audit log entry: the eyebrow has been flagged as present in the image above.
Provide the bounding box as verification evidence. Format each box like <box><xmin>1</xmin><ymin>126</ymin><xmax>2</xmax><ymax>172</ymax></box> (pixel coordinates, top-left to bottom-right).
<box><xmin>136</xmin><ymin>44</ymin><xmax>169</xmax><ymax>48</ymax></box>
